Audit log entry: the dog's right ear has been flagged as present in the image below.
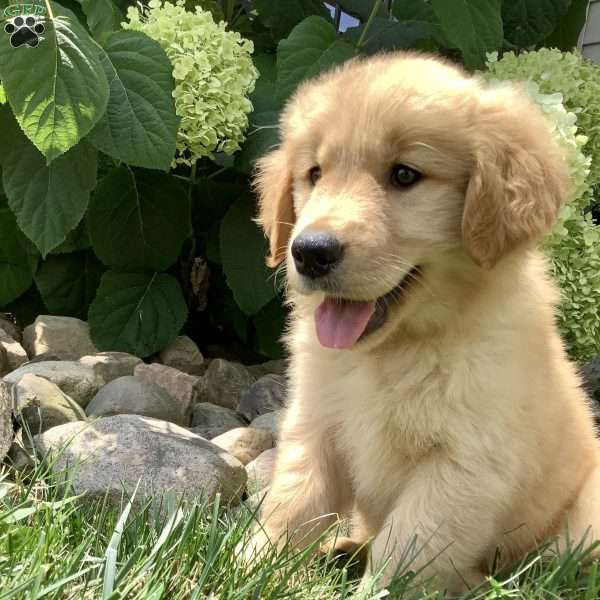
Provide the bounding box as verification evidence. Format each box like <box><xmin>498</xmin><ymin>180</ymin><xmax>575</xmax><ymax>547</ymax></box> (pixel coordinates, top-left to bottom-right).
<box><xmin>254</xmin><ymin>148</ymin><xmax>295</xmax><ymax>268</ymax></box>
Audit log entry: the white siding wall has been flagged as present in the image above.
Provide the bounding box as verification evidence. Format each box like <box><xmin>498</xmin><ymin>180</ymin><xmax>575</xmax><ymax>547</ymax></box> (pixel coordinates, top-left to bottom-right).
<box><xmin>582</xmin><ymin>0</ymin><xmax>600</xmax><ymax>60</ymax></box>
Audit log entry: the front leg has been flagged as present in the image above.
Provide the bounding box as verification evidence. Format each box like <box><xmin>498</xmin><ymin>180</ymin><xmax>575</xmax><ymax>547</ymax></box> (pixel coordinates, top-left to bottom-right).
<box><xmin>362</xmin><ymin>457</ymin><xmax>496</xmax><ymax>595</ymax></box>
<box><xmin>246</xmin><ymin>405</ymin><xmax>352</xmax><ymax>557</ymax></box>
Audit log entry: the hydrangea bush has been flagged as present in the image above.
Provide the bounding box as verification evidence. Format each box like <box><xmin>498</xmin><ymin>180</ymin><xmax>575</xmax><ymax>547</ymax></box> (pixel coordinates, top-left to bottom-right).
<box><xmin>124</xmin><ymin>0</ymin><xmax>258</xmax><ymax>165</ymax></box>
<box><xmin>485</xmin><ymin>51</ymin><xmax>600</xmax><ymax>361</ymax></box>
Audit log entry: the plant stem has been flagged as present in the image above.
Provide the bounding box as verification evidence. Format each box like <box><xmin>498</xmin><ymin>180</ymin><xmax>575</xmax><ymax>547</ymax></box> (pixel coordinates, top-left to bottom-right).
<box><xmin>43</xmin><ymin>0</ymin><xmax>54</xmax><ymax>20</ymax></box>
<box><xmin>357</xmin><ymin>0</ymin><xmax>383</xmax><ymax>49</ymax></box>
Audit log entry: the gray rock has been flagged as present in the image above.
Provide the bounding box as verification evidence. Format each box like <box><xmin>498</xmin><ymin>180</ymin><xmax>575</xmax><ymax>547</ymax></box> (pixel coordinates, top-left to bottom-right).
<box><xmin>248</xmin><ymin>360</ymin><xmax>287</xmax><ymax>379</ymax></box>
<box><xmin>23</xmin><ymin>315</ymin><xmax>97</xmax><ymax>360</ymax></box>
<box><xmin>79</xmin><ymin>352</ymin><xmax>142</xmax><ymax>383</ymax></box>
<box><xmin>86</xmin><ymin>376</ymin><xmax>187</xmax><ymax>426</ymax></box>
<box><xmin>0</xmin><ymin>331</ymin><xmax>27</xmax><ymax>375</ymax></box>
<box><xmin>4</xmin><ymin>361</ymin><xmax>103</xmax><ymax>408</ymax></box>
<box><xmin>246</xmin><ymin>448</ymin><xmax>277</xmax><ymax>494</ymax></box>
<box><xmin>0</xmin><ymin>314</ymin><xmax>21</xmax><ymax>342</ymax></box>
<box><xmin>202</xmin><ymin>359</ymin><xmax>255</xmax><ymax>411</ymax></box>
<box><xmin>187</xmin><ymin>425</ymin><xmax>235</xmax><ymax>440</ymax></box>
<box><xmin>156</xmin><ymin>336</ymin><xmax>204</xmax><ymax>375</ymax></box>
<box><xmin>0</xmin><ymin>381</ymin><xmax>13</xmax><ymax>462</ymax></box>
<box><xmin>238</xmin><ymin>375</ymin><xmax>287</xmax><ymax>421</ymax></box>
<box><xmin>35</xmin><ymin>415</ymin><xmax>247</xmax><ymax>505</ymax></box>
<box><xmin>134</xmin><ymin>363</ymin><xmax>201</xmax><ymax>424</ymax></box>
<box><xmin>212</xmin><ymin>427</ymin><xmax>273</xmax><ymax>465</ymax></box>
<box><xmin>14</xmin><ymin>374</ymin><xmax>86</xmax><ymax>434</ymax></box>
<box><xmin>191</xmin><ymin>402</ymin><xmax>246</xmax><ymax>430</ymax></box>
<box><xmin>250</xmin><ymin>411</ymin><xmax>281</xmax><ymax>439</ymax></box>
<box><xmin>24</xmin><ymin>352</ymin><xmax>66</xmax><ymax>365</ymax></box>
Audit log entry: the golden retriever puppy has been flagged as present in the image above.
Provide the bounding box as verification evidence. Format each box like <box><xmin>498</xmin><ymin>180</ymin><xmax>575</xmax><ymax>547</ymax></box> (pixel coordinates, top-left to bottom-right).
<box><xmin>248</xmin><ymin>52</ymin><xmax>600</xmax><ymax>594</ymax></box>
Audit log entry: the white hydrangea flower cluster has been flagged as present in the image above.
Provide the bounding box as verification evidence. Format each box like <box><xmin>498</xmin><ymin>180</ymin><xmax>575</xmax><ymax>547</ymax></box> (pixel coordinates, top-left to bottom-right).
<box><xmin>124</xmin><ymin>0</ymin><xmax>258</xmax><ymax>165</ymax></box>
<box><xmin>484</xmin><ymin>52</ymin><xmax>600</xmax><ymax>362</ymax></box>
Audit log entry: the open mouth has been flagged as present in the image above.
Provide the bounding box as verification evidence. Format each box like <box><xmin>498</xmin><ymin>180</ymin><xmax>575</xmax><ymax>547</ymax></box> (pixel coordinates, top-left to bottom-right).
<box><xmin>314</xmin><ymin>266</ymin><xmax>422</xmax><ymax>349</ymax></box>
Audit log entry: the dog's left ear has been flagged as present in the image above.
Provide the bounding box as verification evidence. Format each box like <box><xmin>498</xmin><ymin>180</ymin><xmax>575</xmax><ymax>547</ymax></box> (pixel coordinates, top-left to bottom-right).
<box><xmin>254</xmin><ymin>148</ymin><xmax>295</xmax><ymax>268</ymax></box>
<box><xmin>462</xmin><ymin>86</ymin><xmax>568</xmax><ymax>269</ymax></box>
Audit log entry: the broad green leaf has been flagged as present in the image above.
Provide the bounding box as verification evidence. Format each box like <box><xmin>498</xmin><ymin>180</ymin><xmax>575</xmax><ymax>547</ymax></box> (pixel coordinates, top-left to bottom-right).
<box><xmin>338</xmin><ymin>0</ymin><xmax>387</xmax><ymax>20</ymax></box>
<box><xmin>79</xmin><ymin>0</ymin><xmax>124</xmax><ymax>40</ymax></box>
<box><xmin>503</xmin><ymin>0</ymin><xmax>570</xmax><ymax>48</ymax></box>
<box><xmin>235</xmin><ymin>123</ymin><xmax>279</xmax><ymax>175</ymax></box>
<box><xmin>0</xmin><ymin>84</ymin><xmax>5</xmax><ymax>104</ymax></box>
<box><xmin>35</xmin><ymin>250</ymin><xmax>104</xmax><ymax>318</ymax></box>
<box><xmin>543</xmin><ymin>0</ymin><xmax>587</xmax><ymax>50</ymax></box>
<box><xmin>88</xmin><ymin>31</ymin><xmax>178</xmax><ymax>170</ymax></box>
<box><xmin>0</xmin><ymin>109</ymin><xmax>97</xmax><ymax>256</ymax></box>
<box><xmin>277</xmin><ymin>16</ymin><xmax>356</xmax><ymax>102</ymax></box>
<box><xmin>51</xmin><ymin>221</ymin><xmax>91</xmax><ymax>254</ymax></box>
<box><xmin>3</xmin><ymin>285</ymin><xmax>47</xmax><ymax>328</ymax></box>
<box><xmin>88</xmin><ymin>271</ymin><xmax>188</xmax><ymax>357</ymax></box>
<box><xmin>220</xmin><ymin>196</ymin><xmax>277</xmax><ymax>316</ymax></box>
<box><xmin>88</xmin><ymin>167</ymin><xmax>190</xmax><ymax>271</ymax></box>
<box><xmin>253</xmin><ymin>298</ymin><xmax>287</xmax><ymax>359</ymax></box>
<box><xmin>256</xmin><ymin>0</ymin><xmax>331</xmax><ymax>39</ymax></box>
<box><xmin>345</xmin><ymin>16</ymin><xmax>441</xmax><ymax>53</ymax></box>
<box><xmin>0</xmin><ymin>205</ymin><xmax>38</xmax><ymax>306</ymax></box>
<box><xmin>393</xmin><ymin>0</ymin><xmax>438</xmax><ymax>23</ymax></box>
<box><xmin>431</xmin><ymin>0</ymin><xmax>502</xmax><ymax>69</ymax></box>
<box><xmin>251</xmin><ymin>54</ymin><xmax>282</xmax><ymax>115</ymax></box>
<box><xmin>0</xmin><ymin>4</ymin><xmax>109</xmax><ymax>162</ymax></box>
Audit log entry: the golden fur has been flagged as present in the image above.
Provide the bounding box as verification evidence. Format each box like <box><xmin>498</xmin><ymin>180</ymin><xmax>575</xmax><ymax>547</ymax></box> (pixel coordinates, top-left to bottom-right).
<box><xmin>247</xmin><ymin>52</ymin><xmax>600</xmax><ymax>594</ymax></box>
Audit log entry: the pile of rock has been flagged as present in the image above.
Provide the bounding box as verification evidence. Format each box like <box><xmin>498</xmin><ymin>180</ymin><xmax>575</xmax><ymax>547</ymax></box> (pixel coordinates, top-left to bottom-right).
<box><xmin>0</xmin><ymin>314</ymin><xmax>287</xmax><ymax>507</ymax></box>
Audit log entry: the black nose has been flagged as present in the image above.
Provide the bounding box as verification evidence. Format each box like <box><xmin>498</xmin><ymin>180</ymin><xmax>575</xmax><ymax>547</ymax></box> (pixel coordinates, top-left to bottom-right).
<box><xmin>291</xmin><ymin>231</ymin><xmax>344</xmax><ymax>279</ymax></box>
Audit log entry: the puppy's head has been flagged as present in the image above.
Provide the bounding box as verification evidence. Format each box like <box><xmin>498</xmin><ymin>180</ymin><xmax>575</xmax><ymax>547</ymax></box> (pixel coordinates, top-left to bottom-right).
<box><xmin>256</xmin><ymin>53</ymin><xmax>567</xmax><ymax>350</ymax></box>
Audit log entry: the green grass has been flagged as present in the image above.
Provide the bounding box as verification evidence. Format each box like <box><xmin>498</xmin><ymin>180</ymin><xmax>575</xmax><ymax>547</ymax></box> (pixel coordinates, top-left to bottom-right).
<box><xmin>0</xmin><ymin>458</ymin><xmax>599</xmax><ymax>599</ymax></box>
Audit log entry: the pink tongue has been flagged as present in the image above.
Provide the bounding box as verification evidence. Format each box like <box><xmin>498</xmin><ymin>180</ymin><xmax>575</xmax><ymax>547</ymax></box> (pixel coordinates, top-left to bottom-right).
<box><xmin>315</xmin><ymin>298</ymin><xmax>376</xmax><ymax>349</ymax></box>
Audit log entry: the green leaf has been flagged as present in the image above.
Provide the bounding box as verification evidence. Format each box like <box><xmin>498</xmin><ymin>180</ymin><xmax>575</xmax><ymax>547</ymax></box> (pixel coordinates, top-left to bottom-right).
<box><xmin>235</xmin><ymin>124</ymin><xmax>279</xmax><ymax>175</ymax></box>
<box><xmin>51</xmin><ymin>221</ymin><xmax>91</xmax><ymax>254</ymax></box>
<box><xmin>502</xmin><ymin>0</ymin><xmax>570</xmax><ymax>48</ymax></box>
<box><xmin>345</xmin><ymin>16</ymin><xmax>441</xmax><ymax>53</ymax></box>
<box><xmin>0</xmin><ymin>205</ymin><xmax>38</xmax><ymax>307</ymax></box>
<box><xmin>220</xmin><ymin>196</ymin><xmax>277</xmax><ymax>316</ymax></box>
<box><xmin>88</xmin><ymin>271</ymin><xmax>188</xmax><ymax>357</ymax></box>
<box><xmin>3</xmin><ymin>285</ymin><xmax>47</xmax><ymax>328</ymax></box>
<box><xmin>88</xmin><ymin>31</ymin><xmax>178</xmax><ymax>170</ymax></box>
<box><xmin>0</xmin><ymin>108</ymin><xmax>97</xmax><ymax>256</ymax></box>
<box><xmin>253</xmin><ymin>298</ymin><xmax>287</xmax><ymax>359</ymax></box>
<box><xmin>542</xmin><ymin>0</ymin><xmax>587</xmax><ymax>50</ymax></box>
<box><xmin>251</xmin><ymin>53</ymin><xmax>282</xmax><ymax>115</ymax></box>
<box><xmin>88</xmin><ymin>167</ymin><xmax>190</xmax><ymax>271</ymax></box>
<box><xmin>79</xmin><ymin>0</ymin><xmax>124</xmax><ymax>40</ymax></box>
<box><xmin>393</xmin><ymin>0</ymin><xmax>438</xmax><ymax>23</ymax></box>
<box><xmin>256</xmin><ymin>0</ymin><xmax>331</xmax><ymax>39</ymax></box>
<box><xmin>35</xmin><ymin>250</ymin><xmax>104</xmax><ymax>318</ymax></box>
<box><xmin>339</xmin><ymin>0</ymin><xmax>387</xmax><ymax>20</ymax></box>
<box><xmin>0</xmin><ymin>84</ymin><xmax>5</xmax><ymax>104</ymax></box>
<box><xmin>277</xmin><ymin>16</ymin><xmax>356</xmax><ymax>102</ymax></box>
<box><xmin>431</xmin><ymin>0</ymin><xmax>502</xmax><ymax>69</ymax></box>
<box><xmin>0</xmin><ymin>3</ymin><xmax>109</xmax><ymax>162</ymax></box>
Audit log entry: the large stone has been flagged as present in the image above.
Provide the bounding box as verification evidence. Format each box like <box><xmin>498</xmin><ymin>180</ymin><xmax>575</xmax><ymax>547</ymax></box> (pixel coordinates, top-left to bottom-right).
<box><xmin>35</xmin><ymin>415</ymin><xmax>247</xmax><ymax>505</ymax></box>
<box><xmin>212</xmin><ymin>427</ymin><xmax>273</xmax><ymax>465</ymax></box>
<box><xmin>23</xmin><ymin>316</ymin><xmax>97</xmax><ymax>360</ymax></box>
<box><xmin>246</xmin><ymin>448</ymin><xmax>277</xmax><ymax>494</ymax></box>
<box><xmin>0</xmin><ymin>331</ymin><xmax>27</xmax><ymax>374</ymax></box>
<box><xmin>7</xmin><ymin>429</ymin><xmax>36</xmax><ymax>471</ymax></box>
<box><xmin>0</xmin><ymin>381</ymin><xmax>13</xmax><ymax>462</ymax></box>
<box><xmin>188</xmin><ymin>425</ymin><xmax>234</xmax><ymax>440</ymax></box>
<box><xmin>202</xmin><ymin>359</ymin><xmax>255</xmax><ymax>411</ymax></box>
<box><xmin>14</xmin><ymin>374</ymin><xmax>86</xmax><ymax>434</ymax></box>
<box><xmin>134</xmin><ymin>363</ymin><xmax>201</xmax><ymax>424</ymax></box>
<box><xmin>86</xmin><ymin>376</ymin><xmax>186</xmax><ymax>426</ymax></box>
<box><xmin>238</xmin><ymin>375</ymin><xmax>287</xmax><ymax>421</ymax></box>
<box><xmin>250</xmin><ymin>411</ymin><xmax>281</xmax><ymax>439</ymax></box>
<box><xmin>4</xmin><ymin>361</ymin><xmax>103</xmax><ymax>408</ymax></box>
<box><xmin>79</xmin><ymin>352</ymin><xmax>142</xmax><ymax>383</ymax></box>
<box><xmin>191</xmin><ymin>402</ymin><xmax>246</xmax><ymax>430</ymax></box>
<box><xmin>0</xmin><ymin>314</ymin><xmax>21</xmax><ymax>342</ymax></box>
<box><xmin>248</xmin><ymin>360</ymin><xmax>287</xmax><ymax>379</ymax></box>
<box><xmin>156</xmin><ymin>336</ymin><xmax>204</xmax><ymax>375</ymax></box>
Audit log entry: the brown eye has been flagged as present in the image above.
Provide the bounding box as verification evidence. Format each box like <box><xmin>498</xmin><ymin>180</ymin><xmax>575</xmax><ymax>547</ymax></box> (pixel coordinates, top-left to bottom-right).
<box><xmin>391</xmin><ymin>164</ymin><xmax>421</xmax><ymax>188</ymax></box>
<box><xmin>309</xmin><ymin>166</ymin><xmax>321</xmax><ymax>185</ymax></box>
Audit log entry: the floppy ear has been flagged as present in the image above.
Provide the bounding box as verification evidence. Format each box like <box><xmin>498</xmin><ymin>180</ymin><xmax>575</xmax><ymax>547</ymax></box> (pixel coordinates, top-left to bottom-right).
<box><xmin>254</xmin><ymin>148</ymin><xmax>295</xmax><ymax>268</ymax></box>
<box><xmin>462</xmin><ymin>87</ymin><xmax>568</xmax><ymax>269</ymax></box>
